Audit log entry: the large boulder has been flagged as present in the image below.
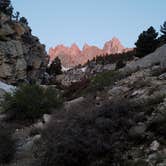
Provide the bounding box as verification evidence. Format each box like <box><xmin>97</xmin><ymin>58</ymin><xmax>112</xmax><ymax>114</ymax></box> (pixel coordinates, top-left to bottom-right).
<box><xmin>0</xmin><ymin>81</ymin><xmax>15</xmax><ymax>100</ymax></box>
<box><xmin>123</xmin><ymin>44</ymin><xmax>166</xmax><ymax>74</ymax></box>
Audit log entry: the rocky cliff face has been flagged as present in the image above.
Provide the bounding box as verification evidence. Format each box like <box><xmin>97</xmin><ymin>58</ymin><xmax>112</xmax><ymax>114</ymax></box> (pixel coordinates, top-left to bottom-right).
<box><xmin>0</xmin><ymin>13</ymin><xmax>48</xmax><ymax>84</ymax></box>
<box><xmin>49</xmin><ymin>37</ymin><xmax>132</xmax><ymax>68</ymax></box>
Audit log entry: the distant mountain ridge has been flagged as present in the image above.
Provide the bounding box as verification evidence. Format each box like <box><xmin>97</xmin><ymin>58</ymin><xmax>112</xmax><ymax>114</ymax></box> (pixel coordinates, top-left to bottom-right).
<box><xmin>49</xmin><ymin>37</ymin><xmax>132</xmax><ymax>68</ymax></box>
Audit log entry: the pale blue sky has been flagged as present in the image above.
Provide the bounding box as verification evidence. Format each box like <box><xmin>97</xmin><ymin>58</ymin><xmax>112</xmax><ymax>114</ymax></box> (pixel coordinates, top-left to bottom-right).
<box><xmin>12</xmin><ymin>0</ymin><xmax>166</xmax><ymax>51</ymax></box>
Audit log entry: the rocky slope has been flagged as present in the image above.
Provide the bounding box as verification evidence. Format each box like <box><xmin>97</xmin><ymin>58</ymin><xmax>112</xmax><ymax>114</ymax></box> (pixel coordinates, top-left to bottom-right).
<box><xmin>1</xmin><ymin>44</ymin><xmax>165</xmax><ymax>166</ymax></box>
<box><xmin>58</xmin><ymin>44</ymin><xmax>166</xmax><ymax>165</ymax></box>
<box><xmin>0</xmin><ymin>13</ymin><xmax>48</xmax><ymax>85</ymax></box>
<box><xmin>49</xmin><ymin>37</ymin><xmax>132</xmax><ymax>68</ymax></box>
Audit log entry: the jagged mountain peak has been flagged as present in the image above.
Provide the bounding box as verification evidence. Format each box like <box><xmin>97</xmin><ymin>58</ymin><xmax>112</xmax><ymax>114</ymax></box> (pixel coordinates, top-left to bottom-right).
<box><xmin>49</xmin><ymin>37</ymin><xmax>131</xmax><ymax>68</ymax></box>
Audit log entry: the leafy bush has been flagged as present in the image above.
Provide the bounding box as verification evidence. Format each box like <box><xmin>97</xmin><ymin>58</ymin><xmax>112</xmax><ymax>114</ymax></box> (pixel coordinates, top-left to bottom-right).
<box><xmin>86</xmin><ymin>70</ymin><xmax>125</xmax><ymax>92</ymax></box>
<box><xmin>0</xmin><ymin>126</ymin><xmax>16</xmax><ymax>164</ymax></box>
<box><xmin>1</xmin><ymin>84</ymin><xmax>63</xmax><ymax>121</ymax></box>
<box><xmin>33</xmin><ymin>99</ymin><xmax>133</xmax><ymax>166</ymax></box>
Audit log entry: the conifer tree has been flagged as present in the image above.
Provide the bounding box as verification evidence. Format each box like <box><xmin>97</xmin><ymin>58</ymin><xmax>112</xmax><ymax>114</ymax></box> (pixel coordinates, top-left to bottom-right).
<box><xmin>159</xmin><ymin>21</ymin><xmax>166</xmax><ymax>45</ymax></box>
<box><xmin>47</xmin><ymin>57</ymin><xmax>62</xmax><ymax>75</ymax></box>
<box><xmin>135</xmin><ymin>26</ymin><xmax>159</xmax><ymax>57</ymax></box>
<box><xmin>0</xmin><ymin>0</ymin><xmax>13</xmax><ymax>16</ymax></box>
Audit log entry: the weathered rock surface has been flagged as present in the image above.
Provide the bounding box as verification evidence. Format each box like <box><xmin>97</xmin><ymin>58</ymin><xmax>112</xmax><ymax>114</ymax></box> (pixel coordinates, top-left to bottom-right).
<box><xmin>103</xmin><ymin>37</ymin><xmax>125</xmax><ymax>54</ymax></box>
<box><xmin>55</xmin><ymin>63</ymin><xmax>117</xmax><ymax>87</ymax></box>
<box><xmin>123</xmin><ymin>44</ymin><xmax>166</xmax><ymax>74</ymax></box>
<box><xmin>0</xmin><ymin>80</ymin><xmax>15</xmax><ymax>101</ymax></box>
<box><xmin>0</xmin><ymin>14</ymin><xmax>48</xmax><ymax>84</ymax></box>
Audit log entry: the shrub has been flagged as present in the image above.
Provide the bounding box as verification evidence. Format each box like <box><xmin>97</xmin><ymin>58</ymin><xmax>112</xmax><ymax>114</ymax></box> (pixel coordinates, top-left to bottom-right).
<box><xmin>19</xmin><ymin>17</ymin><xmax>28</xmax><ymax>25</ymax></box>
<box><xmin>0</xmin><ymin>0</ymin><xmax>13</xmax><ymax>16</ymax></box>
<box><xmin>149</xmin><ymin>112</ymin><xmax>166</xmax><ymax>138</ymax></box>
<box><xmin>0</xmin><ymin>126</ymin><xmax>16</xmax><ymax>164</ymax></box>
<box><xmin>86</xmin><ymin>70</ymin><xmax>125</xmax><ymax>92</ymax></box>
<box><xmin>115</xmin><ymin>59</ymin><xmax>126</xmax><ymax>70</ymax></box>
<box><xmin>147</xmin><ymin>95</ymin><xmax>166</xmax><ymax>138</ymax></box>
<box><xmin>1</xmin><ymin>84</ymin><xmax>63</xmax><ymax>121</ymax></box>
<box><xmin>33</xmin><ymin>99</ymin><xmax>133</xmax><ymax>166</ymax></box>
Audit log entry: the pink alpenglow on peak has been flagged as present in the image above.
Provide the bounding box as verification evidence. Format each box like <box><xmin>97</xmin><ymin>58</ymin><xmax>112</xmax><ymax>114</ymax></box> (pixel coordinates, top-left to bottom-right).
<box><xmin>103</xmin><ymin>37</ymin><xmax>125</xmax><ymax>54</ymax></box>
<box><xmin>49</xmin><ymin>37</ymin><xmax>132</xmax><ymax>68</ymax></box>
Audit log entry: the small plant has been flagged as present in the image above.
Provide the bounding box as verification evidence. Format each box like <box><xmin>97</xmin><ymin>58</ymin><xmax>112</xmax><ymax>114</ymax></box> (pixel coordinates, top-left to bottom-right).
<box><xmin>0</xmin><ymin>126</ymin><xmax>16</xmax><ymax>164</ymax></box>
<box><xmin>1</xmin><ymin>84</ymin><xmax>63</xmax><ymax>121</ymax></box>
<box><xmin>19</xmin><ymin>17</ymin><xmax>28</xmax><ymax>25</ymax></box>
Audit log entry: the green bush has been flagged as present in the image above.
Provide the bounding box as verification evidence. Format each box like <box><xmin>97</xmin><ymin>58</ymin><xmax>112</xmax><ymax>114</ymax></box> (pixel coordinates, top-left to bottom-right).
<box><xmin>1</xmin><ymin>84</ymin><xmax>63</xmax><ymax>121</ymax></box>
<box><xmin>0</xmin><ymin>126</ymin><xmax>16</xmax><ymax>164</ymax></box>
<box><xmin>86</xmin><ymin>70</ymin><xmax>125</xmax><ymax>92</ymax></box>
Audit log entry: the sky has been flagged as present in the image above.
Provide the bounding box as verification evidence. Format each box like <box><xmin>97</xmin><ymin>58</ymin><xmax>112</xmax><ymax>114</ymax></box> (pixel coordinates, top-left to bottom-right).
<box><xmin>12</xmin><ymin>0</ymin><xmax>166</xmax><ymax>51</ymax></box>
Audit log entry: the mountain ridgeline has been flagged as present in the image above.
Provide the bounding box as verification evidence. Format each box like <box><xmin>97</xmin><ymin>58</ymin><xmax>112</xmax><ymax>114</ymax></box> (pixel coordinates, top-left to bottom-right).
<box><xmin>49</xmin><ymin>37</ymin><xmax>132</xmax><ymax>68</ymax></box>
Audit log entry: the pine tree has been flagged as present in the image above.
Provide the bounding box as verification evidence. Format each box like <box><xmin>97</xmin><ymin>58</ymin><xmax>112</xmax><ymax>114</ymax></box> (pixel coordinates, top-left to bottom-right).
<box><xmin>135</xmin><ymin>26</ymin><xmax>159</xmax><ymax>57</ymax></box>
<box><xmin>0</xmin><ymin>0</ymin><xmax>13</xmax><ymax>16</ymax></box>
<box><xmin>159</xmin><ymin>21</ymin><xmax>166</xmax><ymax>45</ymax></box>
<box><xmin>161</xmin><ymin>21</ymin><xmax>166</xmax><ymax>35</ymax></box>
<box><xmin>47</xmin><ymin>57</ymin><xmax>62</xmax><ymax>75</ymax></box>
